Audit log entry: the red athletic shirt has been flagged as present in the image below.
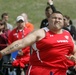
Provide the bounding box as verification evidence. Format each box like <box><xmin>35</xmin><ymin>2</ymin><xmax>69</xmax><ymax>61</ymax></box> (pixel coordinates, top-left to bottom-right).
<box><xmin>8</xmin><ymin>27</ymin><xmax>30</xmax><ymax>68</ymax></box>
<box><xmin>30</xmin><ymin>27</ymin><xmax>74</xmax><ymax>69</ymax></box>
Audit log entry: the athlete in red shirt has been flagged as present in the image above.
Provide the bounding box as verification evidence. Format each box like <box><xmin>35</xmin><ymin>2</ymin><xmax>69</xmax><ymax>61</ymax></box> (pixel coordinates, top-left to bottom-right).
<box><xmin>0</xmin><ymin>11</ymin><xmax>76</xmax><ymax>75</ymax></box>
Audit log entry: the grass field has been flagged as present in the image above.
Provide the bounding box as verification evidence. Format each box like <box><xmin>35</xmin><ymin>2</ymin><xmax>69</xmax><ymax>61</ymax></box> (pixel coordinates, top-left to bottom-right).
<box><xmin>0</xmin><ymin>0</ymin><xmax>76</xmax><ymax>29</ymax></box>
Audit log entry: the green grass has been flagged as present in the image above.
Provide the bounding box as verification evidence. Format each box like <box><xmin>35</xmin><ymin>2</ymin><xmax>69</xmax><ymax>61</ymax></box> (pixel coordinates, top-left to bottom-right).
<box><xmin>0</xmin><ymin>0</ymin><xmax>76</xmax><ymax>29</ymax></box>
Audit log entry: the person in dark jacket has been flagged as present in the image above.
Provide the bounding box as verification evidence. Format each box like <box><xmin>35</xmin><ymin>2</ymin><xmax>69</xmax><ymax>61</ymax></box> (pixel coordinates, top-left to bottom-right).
<box><xmin>63</xmin><ymin>15</ymin><xmax>76</xmax><ymax>41</ymax></box>
<box><xmin>40</xmin><ymin>0</ymin><xmax>56</xmax><ymax>28</ymax></box>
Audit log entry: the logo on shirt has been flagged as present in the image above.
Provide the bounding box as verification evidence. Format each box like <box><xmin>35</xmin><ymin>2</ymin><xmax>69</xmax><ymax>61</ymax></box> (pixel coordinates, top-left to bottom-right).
<box><xmin>50</xmin><ymin>35</ymin><xmax>54</xmax><ymax>37</ymax></box>
<box><xmin>57</xmin><ymin>35</ymin><xmax>69</xmax><ymax>43</ymax></box>
<box><xmin>64</xmin><ymin>35</ymin><xmax>69</xmax><ymax>40</ymax></box>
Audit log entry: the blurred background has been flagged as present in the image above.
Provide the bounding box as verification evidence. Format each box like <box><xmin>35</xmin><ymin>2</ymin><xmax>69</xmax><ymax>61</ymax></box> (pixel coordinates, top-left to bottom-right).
<box><xmin>0</xmin><ymin>0</ymin><xmax>76</xmax><ymax>29</ymax></box>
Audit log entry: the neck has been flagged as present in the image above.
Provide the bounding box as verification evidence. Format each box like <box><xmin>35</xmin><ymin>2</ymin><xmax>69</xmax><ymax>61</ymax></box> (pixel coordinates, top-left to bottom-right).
<box><xmin>50</xmin><ymin>29</ymin><xmax>63</xmax><ymax>34</ymax></box>
<box><xmin>17</xmin><ymin>27</ymin><xmax>24</xmax><ymax>31</ymax></box>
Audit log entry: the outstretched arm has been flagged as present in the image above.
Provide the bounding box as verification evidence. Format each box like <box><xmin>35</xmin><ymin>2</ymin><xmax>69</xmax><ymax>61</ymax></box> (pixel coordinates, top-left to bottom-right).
<box><xmin>0</xmin><ymin>29</ymin><xmax>45</xmax><ymax>59</ymax></box>
<box><xmin>47</xmin><ymin>0</ymin><xmax>56</xmax><ymax>12</ymax></box>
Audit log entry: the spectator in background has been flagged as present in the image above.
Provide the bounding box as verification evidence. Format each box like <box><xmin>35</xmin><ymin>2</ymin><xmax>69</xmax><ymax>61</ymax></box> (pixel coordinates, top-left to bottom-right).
<box><xmin>40</xmin><ymin>0</ymin><xmax>56</xmax><ymax>28</ymax></box>
<box><xmin>63</xmin><ymin>15</ymin><xmax>76</xmax><ymax>41</ymax></box>
<box><xmin>0</xmin><ymin>19</ymin><xmax>11</xmax><ymax>75</ymax></box>
<box><xmin>21</xmin><ymin>13</ymin><xmax>34</xmax><ymax>32</ymax></box>
<box><xmin>1</xmin><ymin>13</ymin><xmax>13</xmax><ymax>30</ymax></box>
<box><xmin>8</xmin><ymin>16</ymin><xmax>31</xmax><ymax>75</ymax></box>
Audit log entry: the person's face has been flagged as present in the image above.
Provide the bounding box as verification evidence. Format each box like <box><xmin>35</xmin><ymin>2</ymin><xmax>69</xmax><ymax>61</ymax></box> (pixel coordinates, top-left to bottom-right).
<box><xmin>64</xmin><ymin>17</ymin><xmax>69</xmax><ymax>26</ymax></box>
<box><xmin>48</xmin><ymin>13</ymin><xmax>64</xmax><ymax>31</ymax></box>
<box><xmin>45</xmin><ymin>8</ymin><xmax>52</xmax><ymax>18</ymax></box>
<box><xmin>3</xmin><ymin>15</ymin><xmax>8</xmax><ymax>22</ymax></box>
<box><xmin>17</xmin><ymin>20</ymin><xmax>25</xmax><ymax>29</ymax></box>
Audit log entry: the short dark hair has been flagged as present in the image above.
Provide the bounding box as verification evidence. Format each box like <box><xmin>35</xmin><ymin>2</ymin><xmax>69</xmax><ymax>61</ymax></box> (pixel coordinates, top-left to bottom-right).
<box><xmin>52</xmin><ymin>11</ymin><xmax>63</xmax><ymax>15</ymax></box>
<box><xmin>64</xmin><ymin>15</ymin><xmax>70</xmax><ymax>20</ymax></box>
<box><xmin>1</xmin><ymin>13</ymin><xmax>8</xmax><ymax>19</ymax></box>
<box><xmin>45</xmin><ymin>6</ymin><xmax>51</xmax><ymax>11</ymax></box>
<box><xmin>64</xmin><ymin>15</ymin><xmax>73</xmax><ymax>25</ymax></box>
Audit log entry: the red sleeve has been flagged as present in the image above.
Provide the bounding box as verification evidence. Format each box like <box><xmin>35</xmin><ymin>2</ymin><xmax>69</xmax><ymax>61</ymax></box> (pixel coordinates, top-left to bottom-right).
<box><xmin>8</xmin><ymin>31</ymin><xmax>14</xmax><ymax>45</ymax></box>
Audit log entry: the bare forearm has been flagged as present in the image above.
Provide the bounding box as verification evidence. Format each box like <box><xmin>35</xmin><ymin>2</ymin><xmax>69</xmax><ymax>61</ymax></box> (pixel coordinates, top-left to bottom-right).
<box><xmin>0</xmin><ymin>40</ymin><xmax>23</xmax><ymax>56</ymax></box>
<box><xmin>0</xmin><ymin>29</ymin><xmax>42</xmax><ymax>57</ymax></box>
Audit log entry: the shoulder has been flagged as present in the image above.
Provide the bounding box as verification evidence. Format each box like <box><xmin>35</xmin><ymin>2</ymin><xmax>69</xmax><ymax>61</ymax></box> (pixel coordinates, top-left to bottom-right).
<box><xmin>9</xmin><ymin>28</ymin><xmax>16</xmax><ymax>34</ymax></box>
<box><xmin>24</xmin><ymin>27</ymin><xmax>31</xmax><ymax>33</ymax></box>
<box><xmin>32</xmin><ymin>28</ymin><xmax>45</xmax><ymax>35</ymax></box>
<box><xmin>41</xmin><ymin>18</ymin><xmax>48</xmax><ymax>22</ymax></box>
<box><xmin>71</xmin><ymin>25</ymin><xmax>76</xmax><ymax>29</ymax></box>
<box><xmin>63</xmin><ymin>29</ymin><xmax>73</xmax><ymax>39</ymax></box>
<box><xmin>63</xmin><ymin>29</ymin><xmax>70</xmax><ymax>33</ymax></box>
<box><xmin>31</xmin><ymin>28</ymin><xmax>46</xmax><ymax>41</ymax></box>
